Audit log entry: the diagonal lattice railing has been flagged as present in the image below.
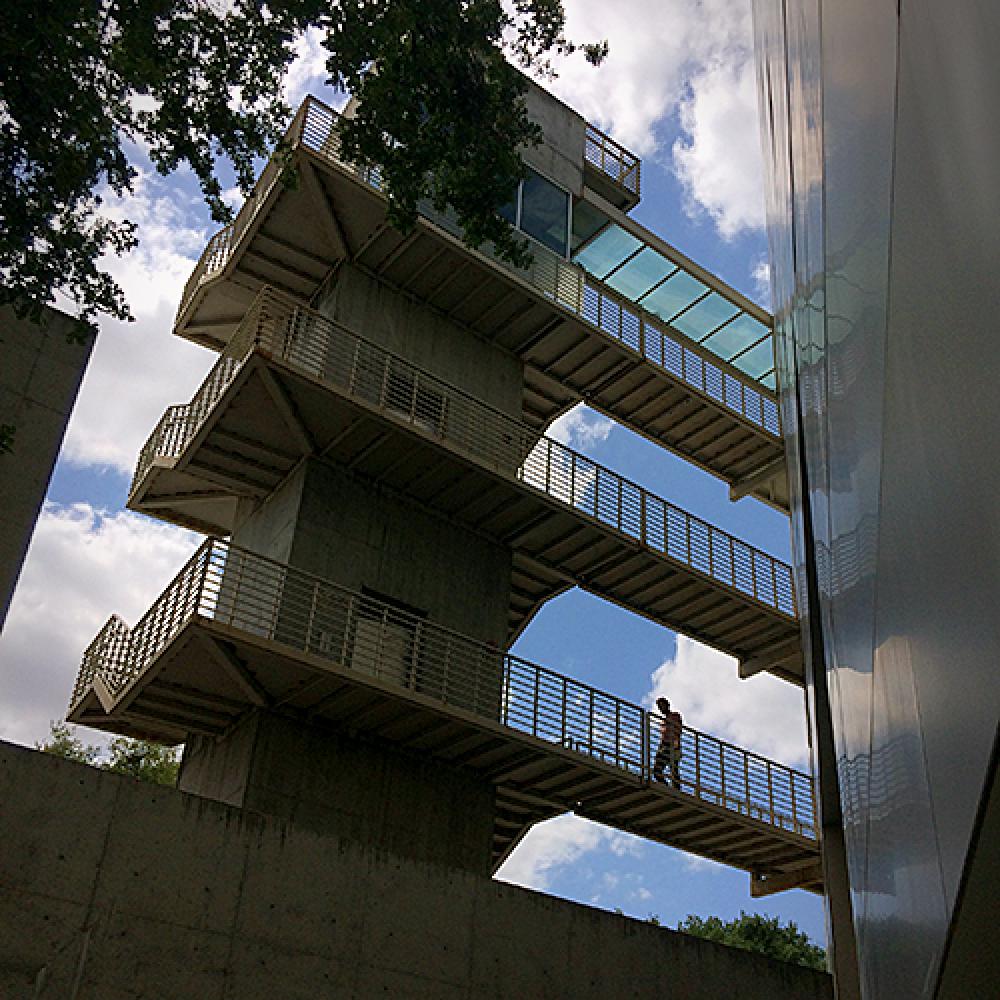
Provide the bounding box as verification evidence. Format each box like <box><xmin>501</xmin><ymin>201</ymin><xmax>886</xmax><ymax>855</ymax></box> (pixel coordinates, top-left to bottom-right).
<box><xmin>70</xmin><ymin>538</ymin><xmax>816</xmax><ymax>839</ymax></box>
<box><xmin>140</xmin><ymin>289</ymin><xmax>797</xmax><ymax>617</ymax></box>
<box><xmin>178</xmin><ymin>97</ymin><xmax>780</xmax><ymax>439</ymax></box>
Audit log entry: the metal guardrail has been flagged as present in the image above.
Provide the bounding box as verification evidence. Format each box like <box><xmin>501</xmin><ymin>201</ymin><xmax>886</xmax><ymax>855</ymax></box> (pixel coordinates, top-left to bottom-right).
<box><xmin>584</xmin><ymin>122</ymin><xmax>641</xmax><ymax>196</ymax></box>
<box><xmin>70</xmin><ymin>538</ymin><xmax>816</xmax><ymax>839</ymax></box>
<box><xmin>177</xmin><ymin>98</ymin><xmax>780</xmax><ymax>439</ymax></box>
<box><xmin>139</xmin><ymin>289</ymin><xmax>798</xmax><ymax>617</ymax></box>
<box><xmin>581</xmin><ymin>280</ymin><xmax>781</xmax><ymax>436</ymax></box>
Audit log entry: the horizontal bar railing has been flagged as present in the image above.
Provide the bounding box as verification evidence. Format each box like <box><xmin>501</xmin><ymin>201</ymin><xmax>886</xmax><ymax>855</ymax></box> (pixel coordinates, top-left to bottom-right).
<box><xmin>581</xmin><ymin>279</ymin><xmax>781</xmax><ymax>436</ymax></box>
<box><xmin>178</xmin><ymin>97</ymin><xmax>781</xmax><ymax>441</ymax></box>
<box><xmin>70</xmin><ymin>538</ymin><xmax>816</xmax><ymax>840</ymax></box>
<box><xmin>138</xmin><ymin>289</ymin><xmax>797</xmax><ymax>617</ymax></box>
<box><xmin>584</xmin><ymin>122</ymin><xmax>641</xmax><ymax>196</ymax></box>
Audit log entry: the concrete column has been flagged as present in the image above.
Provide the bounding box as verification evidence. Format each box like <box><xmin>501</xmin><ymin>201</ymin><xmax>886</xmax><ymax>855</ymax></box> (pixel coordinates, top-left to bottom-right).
<box><xmin>179</xmin><ymin>710</ymin><xmax>497</xmax><ymax>875</ymax></box>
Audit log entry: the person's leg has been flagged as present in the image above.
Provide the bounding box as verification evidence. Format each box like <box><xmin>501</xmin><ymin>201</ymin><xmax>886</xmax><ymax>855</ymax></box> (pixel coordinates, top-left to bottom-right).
<box><xmin>652</xmin><ymin>743</ymin><xmax>667</xmax><ymax>781</ymax></box>
<box><xmin>670</xmin><ymin>749</ymin><xmax>682</xmax><ymax>790</ymax></box>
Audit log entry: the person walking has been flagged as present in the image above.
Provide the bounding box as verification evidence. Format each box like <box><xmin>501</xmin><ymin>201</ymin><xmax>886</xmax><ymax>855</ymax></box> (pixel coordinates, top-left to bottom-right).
<box><xmin>652</xmin><ymin>696</ymin><xmax>683</xmax><ymax>789</ymax></box>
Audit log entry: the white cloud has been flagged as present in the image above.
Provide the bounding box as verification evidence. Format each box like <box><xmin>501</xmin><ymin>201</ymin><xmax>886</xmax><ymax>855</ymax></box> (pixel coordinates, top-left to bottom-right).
<box><xmin>547</xmin><ymin>404</ymin><xmax>614</xmax><ymax>450</ymax></box>
<box><xmin>546</xmin><ymin>0</ymin><xmax>764</xmax><ymax>239</ymax></box>
<box><xmin>683</xmin><ymin>853</ymin><xmax>725</xmax><ymax>874</ymax></box>
<box><xmin>645</xmin><ymin>635</ymin><xmax>810</xmax><ymax>767</ymax></box>
<box><xmin>61</xmin><ymin>175</ymin><xmax>216</xmax><ymax>475</ymax></box>
<box><xmin>672</xmin><ymin>56</ymin><xmax>765</xmax><ymax>238</ymax></box>
<box><xmin>283</xmin><ymin>27</ymin><xmax>340</xmax><ymax>109</ymax></box>
<box><xmin>752</xmin><ymin>254</ymin><xmax>771</xmax><ymax>306</ymax></box>
<box><xmin>547</xmin><ymin>0</ymin><xmax>697</xmax><ymax>156</ymax></box>
<box><xmin>496</xmin><ymin>813</ymin><xmax>643</xmax><ymax>891</ymax></box>
<box><xmin>0</xmin><ymin>504</ymin><xmax>199</xmax><ymax>748</ymax></box>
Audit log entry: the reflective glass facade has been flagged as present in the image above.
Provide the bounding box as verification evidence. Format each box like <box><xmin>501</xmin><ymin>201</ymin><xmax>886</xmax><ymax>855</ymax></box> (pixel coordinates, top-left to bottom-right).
<box><xmin>753</xmin><ymin>1</ymin><xmax>1000</xmax><ymax>997</ymax></box>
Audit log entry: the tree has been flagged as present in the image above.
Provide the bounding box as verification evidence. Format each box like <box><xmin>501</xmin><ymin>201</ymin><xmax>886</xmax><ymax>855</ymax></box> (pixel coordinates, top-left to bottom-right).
<box><xmin>677</xmin><ymin>912</ymin><xmax>827</xmax><ymax>971</ymax></box>
<box><xmin>105</xmin><ymin>736</ymin><xmax>181</xmax><ymax>786</ymax></box>
<box><xmin>1</xmin><ymin>1</ymin><xmax>606</xmax><ymax>332</ymax></box>
<box><xmin>36</xmin><ymin>721</ymin><xmax>102</xmax><ymax>766</ymax></box>
<box><xmin>37</xmin><ymin>721</ymin><xmax>180</xmax><ymax>787</ymax></box>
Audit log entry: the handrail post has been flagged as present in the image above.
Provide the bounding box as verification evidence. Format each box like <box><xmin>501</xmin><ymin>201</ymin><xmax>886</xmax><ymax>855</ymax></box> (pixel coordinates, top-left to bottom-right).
<box><xmin>561</xmin><ymin>677</ymin><xmax>567</xmax><ymax>746</ymax></box>
<box><xmin>694</xmin><ymin>730</ymin><xmax>701</xmax><ymax>800</ymax></box>
<box><xmin>767</xmin><ymin>761</ymin><xmax>776</xmax><ymax>827</ymax></box>
<box><xmin>790</xmin><ymin>772</ymin><xmax>799</xmax><ymax>833</ymax></box>
<box><xmin>611</xmin><ymin>700</ymin><xmax>618</xmax><ymax>766</ymax></box>
<box><xmin>532</xmin><ymin>666</ymin><xmax>540</xmax><ymax>737</ymax></box>
<box><xmin>503</xmin><ymin>656</ymin><xmax>511</xmax><ymax>727</ymax></box>
<box><xmin>641</xmin><ymin>708</ymin><xmax>649</xmax><ymax>782</ymax></box>
<box><xmin>743</xmin><ymin>752</ymin><xmax>750</xmax><ymax>817</ymax></box>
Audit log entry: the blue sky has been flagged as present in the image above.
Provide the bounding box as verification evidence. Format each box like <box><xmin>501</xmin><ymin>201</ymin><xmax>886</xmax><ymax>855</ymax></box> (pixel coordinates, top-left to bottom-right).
<box><xmin>0</xmin><ymin>0</ymin><xmax>826</xmax><ymax>947</ymax></box>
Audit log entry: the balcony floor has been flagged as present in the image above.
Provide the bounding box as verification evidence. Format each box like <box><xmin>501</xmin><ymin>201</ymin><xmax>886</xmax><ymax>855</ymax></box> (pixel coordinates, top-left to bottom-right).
<box><xmin>176</xmin><ymin>136</ymin><xmax>787</xmax><ymax>511</ymax></box>
<box><xmin>68</xmin><ymin>614</ymin><xmax>820</xmax><ymax>891</ymax></box>
<box><xmin>130</xmin><ymin>352</ymin><xmax>802</xmax><ymax>681</ymax></box>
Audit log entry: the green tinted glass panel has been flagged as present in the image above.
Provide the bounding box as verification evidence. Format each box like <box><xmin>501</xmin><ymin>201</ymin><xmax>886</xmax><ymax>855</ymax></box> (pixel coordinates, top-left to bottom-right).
<box><xmin>642</xmin><ymin>269</ymin><xmax>708</xmax><ymax>322</ymax></box>
<box><xmin>520</xmin><ymin>172</ymin><xmax>569</xmax><ymax>256</ymax></box>
<box><xmin>700</xmin><ymin>314</ymin><xmax>770</xmax><ymax>359</ymax></box>
<box><xmin>606</xmin><ymin>248</ymin><xmax>676</xmax><ymax>301</ymax></box>
<box><xmin>670</xmin><ymin>293</ymin><xmax>741</xmax><ymax>340</ymax></box>
<box><xmin>761</xmin><ymin>372</ymin><xmax>777</xmax><ymax>390</ymax></box>
<box><xmin>573</xmin><ymin>225</ymin><xmax>643</xmax><ymax>278</ymax></box>
<box><xmin>733</xmin><ymin>339</ymin><xmax>776</xmax><ymax>378</ymax></box>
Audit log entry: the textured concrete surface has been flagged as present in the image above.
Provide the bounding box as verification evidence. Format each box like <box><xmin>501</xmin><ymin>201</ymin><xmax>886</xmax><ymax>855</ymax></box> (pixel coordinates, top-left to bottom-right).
<box><xmin>232</xmin><ymin>457</ymin><xmax>513</xmax><ymax>648</ymax></box>
<box><xmin>0</xmin><ymin>305</ymin><xmax>93</xmax><ymax>632</ymax></box>
<box><xmin>179</xmin><ymin>711</ymin><xmax>496</xmax><ymax>874</ymax></box>
<box><xmin>316</xmin><ymin>262</ymin><xmax>524</xmax><ymax>420</ymax></box>
<box><xmin>0</xmin><ymin>741</ymin><xmax>833</xmax><ymax>1000</ymax></box>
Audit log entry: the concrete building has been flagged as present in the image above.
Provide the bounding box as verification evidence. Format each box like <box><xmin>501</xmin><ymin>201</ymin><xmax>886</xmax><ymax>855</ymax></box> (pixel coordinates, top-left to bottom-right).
<box><xmin>752</xmin><ymin>2</ymin><xmax>1000</xmax><ymax>998</ymax></box>
<box><xmin>11</xmin><ymin>79</ymin><xmax>833</xmax><ymax>995</ymax></box>
<box><xmin>0</xmin><ymin>304</ymin><xmax>94</xmax><ymax>632</ymax></box>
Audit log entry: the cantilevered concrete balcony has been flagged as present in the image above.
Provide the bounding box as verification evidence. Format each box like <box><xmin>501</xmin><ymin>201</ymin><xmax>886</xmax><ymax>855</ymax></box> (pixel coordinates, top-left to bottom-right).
<box><xmin>583</xmin><ymin>121</ymin><xmax>641</xmax><ymax>210</ymax></box>
<box><xmin>173</xmin><ymin>97</ymin><xmax>787</xmax><ymax>510</ymax></box>
<box><xmin>68</xmin><ymin>538</ymin><xmax>820</xmax><ymax>895</ymax></box>
<box><xmin>131</xmin><ymin>290</ymin><xmax>802</xmax><ymax>681</ymax></box>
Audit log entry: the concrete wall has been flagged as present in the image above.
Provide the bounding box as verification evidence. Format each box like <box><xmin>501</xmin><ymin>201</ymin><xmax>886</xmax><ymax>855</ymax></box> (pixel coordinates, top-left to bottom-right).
<box><xmin>316</xmin><ymin>263</ymin><xmax>523</xmax><ymax>420</ymax></box>
<box><xmin>0</xmin><ymin>305</ymin><xmax>93</xmax><ymax>632</ymax></box>
<box><xmin>178</xmin><ymin>711</ymin><xmax>496</xmax><ymax>875</ymax></box>
<box><xmin>0</xmin><ymin>741</ymin><xmax>833</xmax><ymax>1000</ymax></box>
<box><xmin>232</xmin><ymin>457</ymin><xmax>512</xmax><ymax>648</ymax></box>
<box><xmin>522</xmin><ymin>78</ymin><xmax>586</xmax><ymax>197</ymax></box>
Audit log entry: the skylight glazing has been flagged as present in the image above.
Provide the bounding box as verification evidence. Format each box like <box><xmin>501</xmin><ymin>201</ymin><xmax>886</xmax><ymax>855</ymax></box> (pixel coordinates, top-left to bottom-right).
<box><xmin>572</xmin><ymin>222</ymin><xmax>776</xmax><ymax>388</ymax></box>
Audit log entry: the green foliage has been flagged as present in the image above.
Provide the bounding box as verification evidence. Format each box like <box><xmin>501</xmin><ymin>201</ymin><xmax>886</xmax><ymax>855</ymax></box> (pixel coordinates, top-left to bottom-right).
<box><xmin>677</xmin><ymin>911</ymin><xmax>826</xmax><ymax>971</ymax></box>
<box><xmin>105</xmin><ymin>736</ymin><xmax>181</xmax><ymax>786</ymax></box>
<box><xmin>36</xmin><ymin>722</ymin><xmax>102</xmax><ymax>765</ymax></box>
<box><xmin>37</xmin><ymin>722</ymin><xmax>179</xmax><ymax>787</ymax></box>
<box><xmin>1</xmin><ymin>1</ymin><xmax>605</xmax><ymax>330</ymax></box>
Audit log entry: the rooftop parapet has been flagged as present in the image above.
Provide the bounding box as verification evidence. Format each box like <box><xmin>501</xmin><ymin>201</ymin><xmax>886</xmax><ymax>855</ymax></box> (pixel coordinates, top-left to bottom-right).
<box><xmin>68</xmin><ymin>536</ymin><xmax>819</xmax><ymax>892</ymax></box>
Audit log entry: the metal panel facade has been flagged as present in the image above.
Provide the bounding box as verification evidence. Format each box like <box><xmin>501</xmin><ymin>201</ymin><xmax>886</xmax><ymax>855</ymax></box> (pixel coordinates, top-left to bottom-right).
<box><xmin>752</xmin><ymin>1</ymin><xmax>1000</xmax><ymax>996</ymax></box>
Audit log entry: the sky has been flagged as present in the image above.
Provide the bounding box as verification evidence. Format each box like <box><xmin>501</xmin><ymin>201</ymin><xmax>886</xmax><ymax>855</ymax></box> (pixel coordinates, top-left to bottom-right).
<box><xmin>0</xmin><ymin>0</ymin><xmax>827</xmax><ymax>946</ymax></box>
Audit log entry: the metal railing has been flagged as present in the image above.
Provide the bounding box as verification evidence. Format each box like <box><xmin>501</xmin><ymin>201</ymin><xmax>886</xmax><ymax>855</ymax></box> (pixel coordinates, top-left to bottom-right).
<box><xmin>139</xmin><ymin>289</ymin><xmax>798</xmax><ymax>617</ymax></box>
<box><xmin>178</xmin><ymin>98</ymin><xmax>780</xmax><ymax>441</ymax></box>
<box><xmin>71</xmin><ymin>538</ymin><xmax>816</xmax><ymax>839</ymax></box>
<box><xmin>584</xmin><ymin>122</ymin><xmax>641</xmax><ymax>196</ymax></box>
<box><xmin>582</xmin><ymin>280</ymin><xmax>782</xmax><ymax>436</ymax></box>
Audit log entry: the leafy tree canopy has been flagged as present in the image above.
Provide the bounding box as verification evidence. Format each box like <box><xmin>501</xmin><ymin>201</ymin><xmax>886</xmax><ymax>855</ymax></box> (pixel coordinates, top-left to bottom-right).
<box><xmin>677</xmin><ymin>911</ymin><xmax>827</xmax><ymax>971</ymax></box>
<box><xmin>1</xmin><ymin>0</ymin><xmax>605</xmax><ymax>331</ymax></box>
<box><xmin>37</xmin><ymin>721</ymin><xmax>180</xmax><ymax>787</ymax></box>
